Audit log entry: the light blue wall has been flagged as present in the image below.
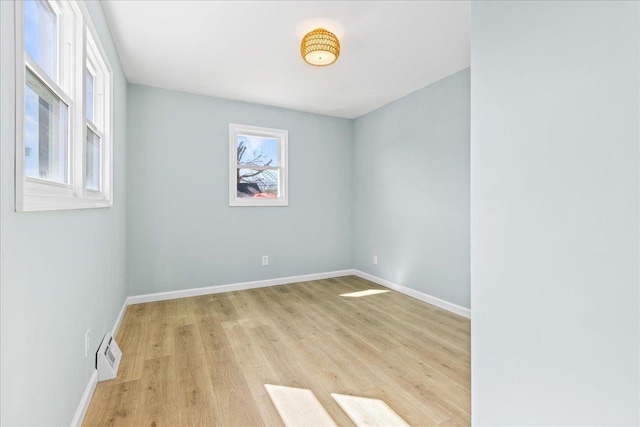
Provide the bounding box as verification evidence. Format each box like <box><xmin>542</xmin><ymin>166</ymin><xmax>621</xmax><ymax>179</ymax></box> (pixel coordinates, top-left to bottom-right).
<box><xmin>352</xmin><ymin>68</ymin><xmax>470</xmax><ymax>308</ymax></box>
<box><xmin>0</xmin><ymin>1</ymin><xmax>128</xmax><ymax>425</ymax></box>
<box><xmin>0</xmin><ymin>2</ymin><xmax>469</xmax><ymax>422</ymax></box>
<box><xmin>126</xmin><ymin>84</ymin><xmax>354</xmax><ymax>296</ymax></box>
<box><xmin>471</xmin><ymin>1</ymin><xmax>639</xmax><ymax>425</ymax></box>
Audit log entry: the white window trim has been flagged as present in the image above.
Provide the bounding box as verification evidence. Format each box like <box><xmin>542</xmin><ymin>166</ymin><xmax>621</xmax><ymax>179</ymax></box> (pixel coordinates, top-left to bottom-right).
<box><xmin>14</xmin><ymin>0</ymin><xmax>114</xmax><ymax>212</ymax></box>
<box><xmin>229</xmin><ymin>123</ymin><xmax>289</xmax><ymax>207</ymax></box>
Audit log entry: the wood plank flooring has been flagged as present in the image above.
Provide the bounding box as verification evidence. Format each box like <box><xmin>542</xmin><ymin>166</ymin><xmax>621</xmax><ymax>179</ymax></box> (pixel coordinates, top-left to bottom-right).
<box><xmin>83</xmin><ymin>276</ymin><xmax>470</xmax><ymax>426</ymax></box>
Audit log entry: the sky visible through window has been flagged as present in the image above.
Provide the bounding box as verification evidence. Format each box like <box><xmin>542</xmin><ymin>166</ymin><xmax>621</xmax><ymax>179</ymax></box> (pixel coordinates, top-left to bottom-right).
<box><xmin>24</xmin><ymin>0</ymin><xmax>59</xmax><ymax>180</ymax></box>
<box><xmin>24</xmin><ymin>0</ymin><xmax>56</xmax><ymax>79</ymax></box>
<box><xmin>236</xmin><ymin>135</ymin><xmax>278</xmax><ymax>166</ymax></box>
<box><xmin>24</xmin><ymin>81</ymin><xmax>40</xmax><ymax>177</ymax></box>
<box><xmin>86</xmin><ymin>69</ymin><xmax>94</xmax><ymax>121</ymax></box>
<box><xmin>236</xmin><ymin>135</ymin><xmax>279</xmax><ymax>197</ymax></box>
<box><xmin>86</xmin><ymin>129</ymin><xmax>100</xmax><ymax>190</ymax></box>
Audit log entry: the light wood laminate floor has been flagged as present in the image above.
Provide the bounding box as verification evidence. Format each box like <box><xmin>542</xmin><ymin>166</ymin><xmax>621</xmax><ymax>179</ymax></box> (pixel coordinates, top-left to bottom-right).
<box><xmin>83</xmin><ymin>276</ymin><xmax>470</xmax><ymax>426</ymax></box>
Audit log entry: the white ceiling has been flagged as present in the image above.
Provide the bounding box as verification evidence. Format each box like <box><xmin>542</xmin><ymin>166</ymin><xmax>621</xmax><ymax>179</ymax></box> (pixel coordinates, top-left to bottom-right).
<box><xmin>101</xmin><ymin>1</ymin><xmax>470</xmax><ymax>119</ymax></box>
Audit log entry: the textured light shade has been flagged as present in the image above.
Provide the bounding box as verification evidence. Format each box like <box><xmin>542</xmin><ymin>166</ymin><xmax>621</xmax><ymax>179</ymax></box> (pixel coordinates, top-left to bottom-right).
<box><xmin>300</xmin><ymin>28</ymin><xmax>340</xmax><ymax>66</ymax></box>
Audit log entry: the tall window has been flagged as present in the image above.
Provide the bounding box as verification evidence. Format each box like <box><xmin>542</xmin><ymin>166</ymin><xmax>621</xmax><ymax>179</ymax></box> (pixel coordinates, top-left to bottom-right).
<box><xmin>23</xmin><ymin>0</ymin><xmax>68</xmax><ymax>185</ymax></box>
<box><xmin>16</xmin><ymin>0</ymin><xmax>113</xmax><ymax>211</ymax></box>
<box><xmin>85</xmin><ymin>32</ymin><xmax>107</xmax><ymax>193</ymax></box>
<box><xmin>229</xmin><ymin>124</ymin><xmax>288</xmax><ymax>207</ymax></box>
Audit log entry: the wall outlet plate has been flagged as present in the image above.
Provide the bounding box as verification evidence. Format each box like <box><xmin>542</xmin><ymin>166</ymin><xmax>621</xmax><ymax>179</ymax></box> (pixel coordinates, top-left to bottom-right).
<box><xmin>262</xmin><ymin>255</ymin><xmax>269</xmax><ymax>266</ymax></box>
<box><xmin>373</xmin><ymin>255</ymin><xmax>378</xmax><ymax>265</ymax></box>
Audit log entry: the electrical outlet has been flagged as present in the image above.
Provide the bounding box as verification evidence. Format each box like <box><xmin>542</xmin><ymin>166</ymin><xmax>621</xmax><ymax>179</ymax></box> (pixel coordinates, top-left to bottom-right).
<box><xmin>84</xmin><ymin>329</ymin><xmax>91</xmax><ymax>358</ymax></box>
<box><xmin>373</xmin><ymin>255</ymin><xmax>378</xmax><ymax>265</ymax></box>
<box><xmin>262</xmin><ymin>255</ymin><xmax>269</xmax><ymax>266</ymax></box>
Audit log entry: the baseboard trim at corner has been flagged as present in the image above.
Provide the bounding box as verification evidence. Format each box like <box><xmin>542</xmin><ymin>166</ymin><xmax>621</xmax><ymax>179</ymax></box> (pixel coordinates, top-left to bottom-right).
<box><xmin>111</xmin><ymin>299</ymin><xmax>128</xmax><ymax>337</ymax></box>
<box><xmin>126</xmin><ymin>269</ymin><xmax>356</xmax><ymax>305</ymax></box>
<box><xmin>70</xmin><ymin>369</ymin><xmax>98</xmax><ymax>427</ymax></box>
<box><xmin>353</xmin><ymin>270</ymin><xmax>471</xmax><ymax>319</ymax></box>
<box><xmin>72</xmin><ymin>299</ymin><xmax>126</xmax><ymax>426</ymax></box>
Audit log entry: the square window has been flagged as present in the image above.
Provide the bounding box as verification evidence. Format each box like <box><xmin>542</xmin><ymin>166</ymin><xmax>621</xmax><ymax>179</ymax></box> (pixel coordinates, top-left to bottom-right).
<box><xmin>229</xmin><ymin>124</ymin><xmax>288</xmax><ymax>206</ymax></box>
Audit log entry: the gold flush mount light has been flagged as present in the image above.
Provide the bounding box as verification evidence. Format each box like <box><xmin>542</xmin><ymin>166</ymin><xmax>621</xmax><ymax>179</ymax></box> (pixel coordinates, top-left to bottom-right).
<box><xmin>300</xmin><ymin>28</ymin><xmax>340</xmax><ymax>66</ymax></box>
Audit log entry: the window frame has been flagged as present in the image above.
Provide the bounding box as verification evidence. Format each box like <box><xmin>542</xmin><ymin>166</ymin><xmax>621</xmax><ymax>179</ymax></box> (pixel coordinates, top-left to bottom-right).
<box><xmin>228</xmin><ymin>123</ymin><xmax>289</xmax><ymax>207</ymax></box>
<box><xmin>84</xmin><ymin>29</ymin><xmax>109</xmax><ymax>197</ymax></box>
<box><xmin>14</xmin><ymin>0</ymin><xmax>114</xmax><ymax>212</ymax></box>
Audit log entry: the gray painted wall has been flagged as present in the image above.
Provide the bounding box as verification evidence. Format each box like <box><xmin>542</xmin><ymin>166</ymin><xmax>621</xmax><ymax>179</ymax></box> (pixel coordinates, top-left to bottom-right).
<box><xmin>471</xmin><ymin>1</ymin><xmax>639</xmax><ymax>425</ymax></box>
<box><xmin>353</xmin><ymin>68</ymin><xmax>470</xmax><ymax>308</ymax></box>
<box><xmin>0</xmin><ymin>1</ymin><xmax>128</xmax><ymax>425</ymax></box>
<box><xmin>126</xmin><ymin>84</ymin><xmax>353</xmax><ymax>296</ymax></box>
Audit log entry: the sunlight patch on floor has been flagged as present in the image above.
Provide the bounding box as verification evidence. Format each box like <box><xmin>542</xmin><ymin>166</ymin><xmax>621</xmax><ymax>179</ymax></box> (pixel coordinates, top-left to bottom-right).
<box><xmin>331</xmin><ymin>393</ymin><xmax>409</xmax><ymax>427</ymax></box>
<box><xmin>340</xmin><ymin>289</ymin><xmax>390</xmax><ymax>298</ymax></box>
<box><xmin>265</xmin><ymin>384</ymin><xmax>337</xmax><ymax>427</ymax></box>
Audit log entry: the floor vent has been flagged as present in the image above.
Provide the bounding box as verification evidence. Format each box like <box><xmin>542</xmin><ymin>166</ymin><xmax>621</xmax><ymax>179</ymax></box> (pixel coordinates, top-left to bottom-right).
<box><xmin>97</xmin><ymin>332</ymin><xmax>122</xmax><ymax>381</ymax></box>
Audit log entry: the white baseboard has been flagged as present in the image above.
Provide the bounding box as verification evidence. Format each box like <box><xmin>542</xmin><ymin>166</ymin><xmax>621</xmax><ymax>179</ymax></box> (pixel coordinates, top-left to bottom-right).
<box><xmin>71</xmin><ymin>298</ymin><xmax>126</xmax><ymax>426</ymax></box>
<box><xmin>353</xmin><ymin>270</ymin><xmax>471</xmax><ymax>319</ymax></box>
<box><xmin>70</xmin><ymin>369</ymin><xmax>98</xmax><ymax>427</ymax></box>
<box><xmin>111</xmin><ymin>299</ymin><xmax>128</xmax><ymax>337</ymax></box>
<box><xmin>126</xmin><ymin>269</ymin><xmax>356</xmax><ymax>305</ymax></box>
<box><xmin>126</xmin><ymin>268</ymin><xmax>470</xmax><ymax>317</ymax></box>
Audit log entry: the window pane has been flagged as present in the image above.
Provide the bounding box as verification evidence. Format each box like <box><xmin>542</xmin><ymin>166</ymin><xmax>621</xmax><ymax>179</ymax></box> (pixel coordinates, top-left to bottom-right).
<box><xmin>24</xmin><ymin>0</ymin><xmax>57</xmax><ymax>82</ymax></box>
<box><xmin>236</xmin><ymin>168</ymin><xmax>279</xmax><ymax>198</ymax></box>
<box><xmin>86</xmin><ymin>128</ymin><xmax>101</xmax><ymax>191</ymax></box>
<box><xmin>25</xmin><ymin>70</ymin><xmax>68</xmax><ymax>183</ymax></box>
<box><xmin>236</xmin><ymin>135</ymin><xmax>278</xmax><ymax>167</ymax></box>
<box><xmin>86</xmin><ymin>68</ymin><xmax>94</xmax><ymax>122</ymax></box>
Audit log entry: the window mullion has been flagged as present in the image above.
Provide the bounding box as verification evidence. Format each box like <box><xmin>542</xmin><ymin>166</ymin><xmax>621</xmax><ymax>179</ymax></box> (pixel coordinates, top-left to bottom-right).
<box><xmin>15</xmin><ymin>0</ymin><xmax>26</xmax><ymax>211</ymax></box>
<box><xmin>71</xmin><ymin>10</ymin><xmax>85</xmax><ymax>197</ymax></box>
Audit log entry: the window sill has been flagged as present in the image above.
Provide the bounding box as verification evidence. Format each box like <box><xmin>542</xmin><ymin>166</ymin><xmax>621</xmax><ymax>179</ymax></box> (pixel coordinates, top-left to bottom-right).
<box><xmin>229</xmin><ymin>197</ymin><xmax>289</xmax><ymax>207</ymax></box>
<box><xmin>17</xmin><ymin>193</ymin><xmax>112</xmax><ymax>212</ymax></box>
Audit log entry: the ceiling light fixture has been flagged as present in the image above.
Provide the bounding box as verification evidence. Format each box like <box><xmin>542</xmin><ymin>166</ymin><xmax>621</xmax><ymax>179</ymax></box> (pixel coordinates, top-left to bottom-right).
<box><xmin>300</xmin><ymin>28</ymin><xmax>340</xmax><ymax>67</ymax></box>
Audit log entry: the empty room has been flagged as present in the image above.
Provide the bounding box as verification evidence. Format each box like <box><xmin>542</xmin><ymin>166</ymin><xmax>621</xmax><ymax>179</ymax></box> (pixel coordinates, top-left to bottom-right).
<box><xmin>0</xmin><ymin>0</ymin><xmax>639</xmax><ymax>426</ymax></box>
